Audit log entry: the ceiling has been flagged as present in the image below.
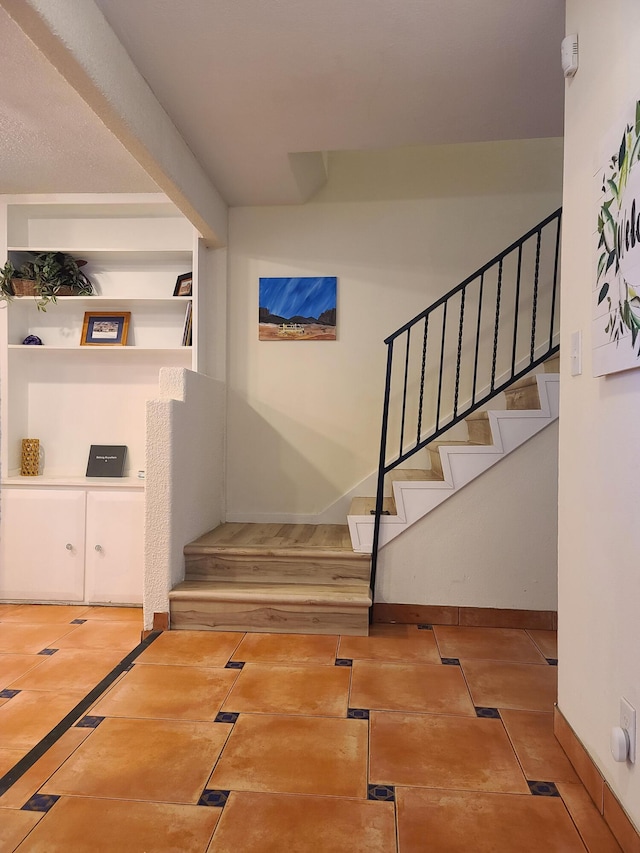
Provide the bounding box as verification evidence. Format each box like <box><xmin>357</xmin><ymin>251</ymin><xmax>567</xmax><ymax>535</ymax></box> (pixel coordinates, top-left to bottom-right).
<box><xmin>0</xmin><ymin>0</ymin><xmax>566</xmax><ymax>207</ymax></box>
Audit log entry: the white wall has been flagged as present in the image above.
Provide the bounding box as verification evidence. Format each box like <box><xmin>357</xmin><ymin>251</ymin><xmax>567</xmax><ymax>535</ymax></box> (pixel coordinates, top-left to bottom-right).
<box><xmin>144</xmin><ymin>368</ymin><xmax>225</xmax><ymax>629</ymax></box>
<box><xmin>559</xmin><ymin>0</ymin><xmax>640</xmax><ymax>830</ymax></box>
<box><xmin>377</xmin><ymin>422</ymin><xmax>558</xmax><ymax>610</ymax></box>
<box><xmin>226</xmin><ymin>139</ymin><xmax>563</xmax><ymax>520</ymax></box>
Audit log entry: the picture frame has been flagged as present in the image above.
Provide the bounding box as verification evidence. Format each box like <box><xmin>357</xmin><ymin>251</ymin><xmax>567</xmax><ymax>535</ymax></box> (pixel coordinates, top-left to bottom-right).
<box><xmin>173</xmin><ymin>272</ymin><xmax>193</xmax><ymax>297</ymax></box>
<box><xmin>81</xmin><ymin>312</ymin><xmax>131</xmax><ymax>346</ymax></box>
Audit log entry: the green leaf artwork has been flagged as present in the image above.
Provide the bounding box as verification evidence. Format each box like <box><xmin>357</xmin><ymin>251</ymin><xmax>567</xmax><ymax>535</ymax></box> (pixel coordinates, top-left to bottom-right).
<box><xmin>596</xmin><ymin>99</ymin><xmax>640</xmax><ymax>369</ymax></box>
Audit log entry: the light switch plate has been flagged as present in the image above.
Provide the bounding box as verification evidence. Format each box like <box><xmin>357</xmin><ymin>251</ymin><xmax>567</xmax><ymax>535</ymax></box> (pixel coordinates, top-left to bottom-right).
<box><xmin>570</xmin><ymin>330</ymin><xmax>582</xmax><ymax>376</ymax></box>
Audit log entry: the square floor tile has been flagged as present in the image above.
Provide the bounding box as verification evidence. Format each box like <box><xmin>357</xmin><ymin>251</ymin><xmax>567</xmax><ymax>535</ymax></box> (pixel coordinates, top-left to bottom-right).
<box><xmin>0</xmin><ymin>624</ymin><xmax>77</xmax><ymax>655</ymax></box>
<box><xmin>433</xmin><ymin>626</ymin><xmax>547</xmax><ymax>663</ymax></box>
<box><xmin>136</xmin><ymin>630</ymin><xmax>243</xmax><ymax>667</ymax></box>
<box><xmin>222</xmin><ymin>663</ymin><xmax>350</xmax><ymax>717</ymax></box>
<box><xmin>0</xmin><ymin>747</ymin><xmax>26</xmax><ymax>777</ymax></box>
<box><xmin>0</xmin><ymin>728</ymin><xmax>91</xmax><ymax>809</ymax></box>
<box><xmin>0</xmin><ymin>807</ymin><xmax>43</xmax><ymax>850</ymax></box>
<box><xmin>350</xmin><ymin>660</ymin><xmax>475</xmax><ymax>716</ymax></box>
<box><xmin>81</xmin><ymin>606</ymin><xmax>143</xmax><ymax>622</ymax></box>
<box><xmin>500</xmin><ymin>710</ymin><xmax>579</xmax><ymax>783</ymax></box>
<box><xmin>526</xmin><ymin>629</ymin><xmax>558</xmax><ymax>659</ymax></box>
<box><xmin>15</xmin><ymin>796</ymin><xmax>221</xmax><ymax>852</ymax></box>
<box><xmin>43</xmin><ymin>717</ymin><xmax>232</xmax><ymax>804</ymax></box>
<box><xmin>208</xmin><ymin>714</ymin><xmax>368</xmax><ymax>798</ymax></box>
<box><xmin>396</xmin><ymin>787</ymin><xmax>586</xmax><ymax>852</ymax></box>
<box><xmin>52</xmin><ymin>621</ymin><xmax>142</xmax><ymax>652</ymax></box>
<box><xmin>338</xmin><ymin>624</ymin><xmax>441</xmax><ymax>664</ymax></box>
<box><xmin>0</xmin><ymin>605</ymin><xmax>91</xmax><ymax>624</ymax></box>
<box><xmin>208</xmin><ymin>791</ymin><xmax>396</xmax><ymax>852</ymax></box>
<box><xmin>0</xmin><ymin>654</ymin><xmax>46</xmax><ymax>690</ymax></box>
<box><xmin>0</xmin><ymin>689</ymin><xmax>86</xmax><ymax>751</ymax></box>
<box><xmin>231</xmin><ymin>633</ymin><xmax>339</xmax><ymax>665</ymax></box>
<box><xmin>461</xmin><ymin>659</ymin><xmax>558</xmax><ymax>711</ymax></box>
<box><xmin>91</xmin><ymin>663</ymin><xmax>239</xmax><ymax>721</ymax></box>
<box><xmin>6</xmin><ymin>649</ymin><xmax>124</xmax><ymax>694</ymax></box>
<box><xmin>370</xmin><ymin>711</ymin><xmax>529</xmax><ymax>793</ymax></box>
<box><xmin>557</xmin><ymin>782</ymin><xmax>623</xmax><ymax>853</ymax></box>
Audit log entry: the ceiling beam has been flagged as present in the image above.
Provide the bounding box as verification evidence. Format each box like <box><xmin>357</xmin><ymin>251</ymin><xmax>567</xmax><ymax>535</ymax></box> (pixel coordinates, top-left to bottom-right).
<box><xmin>1</xmin><ymin>0</ymin><xmax>228</xmax><ymax>246</ymax></box>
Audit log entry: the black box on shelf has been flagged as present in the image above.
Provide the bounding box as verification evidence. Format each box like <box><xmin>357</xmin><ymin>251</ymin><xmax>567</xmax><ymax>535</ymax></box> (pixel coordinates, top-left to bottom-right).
<box><xmin>86</xmin><ymin>445</ymin><xmax>128</xmax><ymax>477</ymax></box>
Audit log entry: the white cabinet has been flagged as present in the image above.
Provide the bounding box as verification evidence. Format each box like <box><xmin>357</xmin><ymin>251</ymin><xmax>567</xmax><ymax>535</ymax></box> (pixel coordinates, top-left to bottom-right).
<box><xmin>85</xmin><ymin>490</ymin><xmax>144</xmax><ymax>604</ymax></box>
<box><xmin>0</xmin><ymin>487</ymin><xmax>144</xmax><ymax>604</ymax></box>
<box><xmin>0</xmin><ymin>489</ymin><xmax>86</xmax><ymax>601</ymax></box>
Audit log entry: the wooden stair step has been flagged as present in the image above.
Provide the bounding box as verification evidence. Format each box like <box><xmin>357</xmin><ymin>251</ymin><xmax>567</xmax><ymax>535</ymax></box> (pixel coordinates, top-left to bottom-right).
<box><xmin>185</xmin><ymin>522</ymin><xmax>354</xmax><ymax>552</ymax></box>
<box><xmin>184</xmin><ymin>522</ymin><xmax>370</xmax><ymax>585</ymax></box>
<box><xmin>171</xmin><ymin>580</ymin><xmax>370</xmax><ymax>605</ymax></box>
<box><xmin>349</xmin><ymin>496</ymin><xmax>397</xmax><ymax>516</ymax></box>
<box><xmin>185</xmin><ymin>550</ymin><xmax>370</xmax><ymax>584</ymax></box>
<box><xmin>504</xmin><ymin>374</ymin><xmax>541</xmax><ymax>410</ymax></box>
<box><xmin>426</xmin><ymin>440</ymin><xmax>484</xmax><ymax>477</ymax></box>
<box><xmin>169</xmin><ymin>580</ymin><xmax>371</xmax><ymax>636</ymax></box>
<box><xmin>464</xmin><ymin>411</ymin><xmax>492</xmax><ymax>444</ymax></box>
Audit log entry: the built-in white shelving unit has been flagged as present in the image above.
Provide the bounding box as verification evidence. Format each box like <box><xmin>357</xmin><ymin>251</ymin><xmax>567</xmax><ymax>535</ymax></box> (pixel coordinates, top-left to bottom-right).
<box><xmin>0</xmin><ymin>193</ymin><xmax>201</xmax><ymax>604</ymax></box>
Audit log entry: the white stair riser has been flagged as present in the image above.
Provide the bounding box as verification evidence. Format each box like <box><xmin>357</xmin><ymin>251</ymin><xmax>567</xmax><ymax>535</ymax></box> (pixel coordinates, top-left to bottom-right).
<box><xmin>348</xmin><ymin>375</ymin><xmax>559</xmax><ymax>553</ymax></box>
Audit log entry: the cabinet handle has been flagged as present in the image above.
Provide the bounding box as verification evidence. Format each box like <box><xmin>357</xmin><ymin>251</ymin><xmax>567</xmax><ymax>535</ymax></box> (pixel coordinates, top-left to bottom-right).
<box><xmin>95</xmin><ymin>544</ymin><xmax>103</xmax><ymax>552</ymax></box>
<box><xmin>66</xmin><ymin>543</ymin><xmax>73</xmax><ymax>551</ymax></box>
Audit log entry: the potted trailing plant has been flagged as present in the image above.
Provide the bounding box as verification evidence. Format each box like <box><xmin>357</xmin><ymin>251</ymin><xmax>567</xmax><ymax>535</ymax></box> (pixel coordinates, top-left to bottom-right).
<box><xmin>0</xmin><ymin>252</ymin><xmax>93</xmax><ymax>311</ymax></box>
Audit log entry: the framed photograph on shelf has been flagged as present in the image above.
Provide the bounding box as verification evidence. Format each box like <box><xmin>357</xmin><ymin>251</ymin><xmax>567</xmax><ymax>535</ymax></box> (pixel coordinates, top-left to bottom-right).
<box><xmin>173</xmin><ymin>272</ymin><xmax>193</xmax><ymax>297</ymax></box>
<box><xmin>81</xmin><ymin>312</ymin><xmax>131</xmax><ymax>346</ymax></box>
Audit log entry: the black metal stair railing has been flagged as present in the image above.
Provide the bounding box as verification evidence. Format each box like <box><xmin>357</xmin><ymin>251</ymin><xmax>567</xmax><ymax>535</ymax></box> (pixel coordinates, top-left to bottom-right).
<box><xmin>370</xmin><ymin>208</ymin><xmax>562</xmax><ymax>593</ymax></box>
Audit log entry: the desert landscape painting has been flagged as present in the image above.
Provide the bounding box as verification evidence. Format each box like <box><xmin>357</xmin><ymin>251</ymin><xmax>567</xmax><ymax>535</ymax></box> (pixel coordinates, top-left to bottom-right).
<box><xmin>259</xmin><ymin>276</ymin><xmax>337</xmax><ymax>341</ymax></box>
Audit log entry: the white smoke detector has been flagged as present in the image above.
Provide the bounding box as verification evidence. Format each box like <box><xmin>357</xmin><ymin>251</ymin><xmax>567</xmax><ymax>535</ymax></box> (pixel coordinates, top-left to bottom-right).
<box><xmin>562</xmin><ymin>34</ymin><xmax>579</xmax><ymax>78</ymax></box>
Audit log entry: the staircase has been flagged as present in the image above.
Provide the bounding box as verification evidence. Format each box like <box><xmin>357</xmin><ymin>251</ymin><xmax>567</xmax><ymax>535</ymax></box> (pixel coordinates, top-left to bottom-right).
<box><xmin>169</xmin><ymin>209</ymin><xmax>562</xmax><ymax>636</ymax></box>
<box><xmin>347</xmin><ymin>355</ymin><xmax>559</xmax><ymax>553</ymax></box>
<box><xmin>169</xmin><ymin>523</ymin><xmax>371</xmax><ymax>635</ymax></box>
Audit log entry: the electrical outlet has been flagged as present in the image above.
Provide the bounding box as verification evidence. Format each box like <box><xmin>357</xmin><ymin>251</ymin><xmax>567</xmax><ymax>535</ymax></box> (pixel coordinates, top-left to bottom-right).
<box><xmin>621</xmin><ymin>698</ymin><xmax>636</xmax><ymax>764</ymax></box>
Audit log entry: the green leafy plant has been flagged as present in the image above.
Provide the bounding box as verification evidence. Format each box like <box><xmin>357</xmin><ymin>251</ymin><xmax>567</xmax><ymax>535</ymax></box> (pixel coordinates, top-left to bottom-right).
<box><xmin>0</xmin><ymin>252</ymin><xmax>93</xmax><ymax>311</ymax></box>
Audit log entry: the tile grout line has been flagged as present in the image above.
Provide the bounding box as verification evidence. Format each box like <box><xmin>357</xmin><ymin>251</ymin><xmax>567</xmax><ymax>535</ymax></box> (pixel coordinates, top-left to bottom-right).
<box><xmin>0</xmin><ymin>629</ymin><xmax>162</xmax><ymax>797</ymax></box>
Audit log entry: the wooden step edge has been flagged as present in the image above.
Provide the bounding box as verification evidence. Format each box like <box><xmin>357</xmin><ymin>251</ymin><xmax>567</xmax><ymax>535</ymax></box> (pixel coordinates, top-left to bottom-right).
<box><xmin>170</xmin><ymin>582</ymin><xmax>372</xmax><ymax>607</ymax></box>
<box><xmin>464</xmin><ymin>410</ymin><xmax>489</xmax><ymax>421</ymax></box>
<box><xmin>184</xmin><ymin>544</ymin><xmax>369</xmax><ymax>559</ymax></box>
<box><xmin>388</xmin><ymin>468</ymin><xmax>443</xmax><ymax>482</ymax></box>
<box><xmin>506</xmin><ymin>373</ymin><xmax>541</xmax><ymax>391</ymax></box>
<box><xmin>427</xmin><ymin>439</ymin><xmax>485</xmax><ymax>450</ymax></box>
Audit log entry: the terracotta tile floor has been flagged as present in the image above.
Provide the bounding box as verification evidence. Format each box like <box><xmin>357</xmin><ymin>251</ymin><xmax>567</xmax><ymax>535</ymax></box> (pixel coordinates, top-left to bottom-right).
<box><xmin>0</xmin><ymin>609</ymin><xmax>623</xmax><ymax>852</ymax></box>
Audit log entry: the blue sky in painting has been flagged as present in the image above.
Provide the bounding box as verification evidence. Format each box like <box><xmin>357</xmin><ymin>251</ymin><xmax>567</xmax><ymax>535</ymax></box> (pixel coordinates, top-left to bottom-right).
<box><xmin>259</xmin><ymin>276</ymin><xmax>336</xmax><ymax>319</ymax></box>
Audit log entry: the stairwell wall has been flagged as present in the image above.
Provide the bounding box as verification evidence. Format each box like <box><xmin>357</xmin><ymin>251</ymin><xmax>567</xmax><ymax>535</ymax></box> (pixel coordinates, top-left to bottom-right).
<box><xmin>226</xmin><ymin>139</ymin><xmax>563</xmax><ymax>520</ymax></box>
<box><xmin>376</xmin><ymin>422</ymin><xmax>559</xmax><ymax>610</ymax></box>
<box><xmin>558</xmin><ymin>0</ymin><xmax>640</xmax><ymax>831</ymax></box>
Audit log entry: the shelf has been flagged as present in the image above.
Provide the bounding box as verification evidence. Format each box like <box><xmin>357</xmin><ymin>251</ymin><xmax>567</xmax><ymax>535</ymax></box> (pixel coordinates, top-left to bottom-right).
<box><xmin>8</xmin><ymin>248</ymin><xmax>192</xmax><ymax>262</ymax></box>
<box><xmin>8</xmin><ymin>296</ymin><xmax>191</xmax><ymax>304</ymax></box>
<box><xmin>2</xmin><ymin>475</ymin><xmax>145</xmax><ymax>490</ymax></box>
<box><xmin>8</xmin><ymin>345</ymin><xmax>192</xmax><ymax>352</ymax></box>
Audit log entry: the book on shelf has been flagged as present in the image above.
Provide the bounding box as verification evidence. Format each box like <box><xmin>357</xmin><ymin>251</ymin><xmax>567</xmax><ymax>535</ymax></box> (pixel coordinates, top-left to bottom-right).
<box><xmin>182</xmin><ymin>301</ymin><xmax>193</xmax><ymax>346</ymax></box>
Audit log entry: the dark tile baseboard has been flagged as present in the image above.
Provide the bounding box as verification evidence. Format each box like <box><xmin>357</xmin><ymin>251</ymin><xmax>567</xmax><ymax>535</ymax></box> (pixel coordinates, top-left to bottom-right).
<box><xmin>554</xmin><ymin>705</ymin><xmax>640</xmax><ymax>852</ymax></box>
<box><xmin>372</xmin><ymin>603</ymin><xmax>557</xmax><ymax>631</ymax></box>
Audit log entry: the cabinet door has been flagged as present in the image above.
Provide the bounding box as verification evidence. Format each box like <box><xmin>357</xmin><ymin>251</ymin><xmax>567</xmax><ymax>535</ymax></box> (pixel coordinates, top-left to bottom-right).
<box><xmin>85</xmin><ymin>491</ymin><xmax>144</xmax><ymax>605</ymax></box>
<box><xmin>0</xmin><ymin>489</ymin><xmax>86</xmax><ymax>601</ymax></box>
